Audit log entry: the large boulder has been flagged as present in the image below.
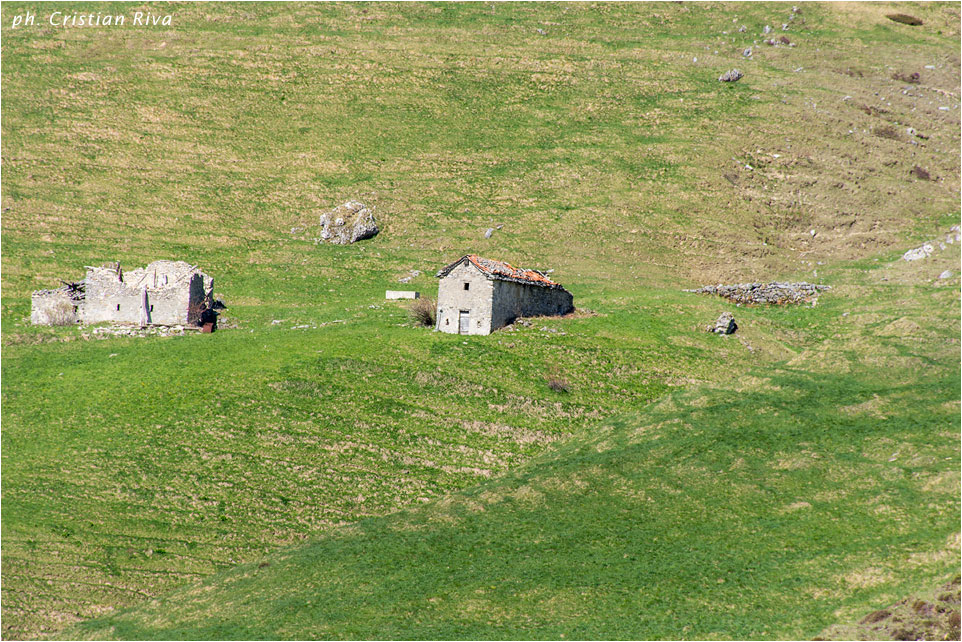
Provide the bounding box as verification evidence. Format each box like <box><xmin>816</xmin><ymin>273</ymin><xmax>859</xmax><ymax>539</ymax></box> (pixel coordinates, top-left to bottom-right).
<box><xmin>319</xmin><ymin>201</ymin><xmax>379</xmax><ymax>245</ymax></box>
<box><xmin>707</xmin><ymin>312</ymin><xmax>737</xmax><ymax>335</ymax></box>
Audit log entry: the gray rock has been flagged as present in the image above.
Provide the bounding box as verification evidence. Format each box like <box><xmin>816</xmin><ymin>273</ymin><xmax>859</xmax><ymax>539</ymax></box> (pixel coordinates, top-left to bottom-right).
<box><xmin>719</xmin><ymin>69</ymin><xmax>744</xmax><ymax>82</ymax></box>
<box><xmin>939</xmin><ymin>270</ymin><xmax>953</xmax><ymax>279</ymax></box>
<box><xmin>318</xmin><ymin>201</ymin><xmax>379</xmax><ymax>245</ymax></box>
<box><xmin>743</xmin><ymin>48</ymin><xmax>753</xmax><ymax>57</ymax></box>
<box><xmin>484</xmin><ymin>228</ymin><xmax>495</xmax><ymax>239</ymax></box>
<box><xmin>707</xmin><ymin>312</ymin><xmax>737</xmax><ymax>335</ymax></box>
<box><xmin>902</xmin><ymin>244</ymin><xmax>934</xmax><ymax>261</ymax></box>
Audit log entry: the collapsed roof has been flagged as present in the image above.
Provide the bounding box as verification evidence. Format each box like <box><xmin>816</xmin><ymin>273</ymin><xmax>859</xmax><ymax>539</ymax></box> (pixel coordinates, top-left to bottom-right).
<box><xmin>436</xmin><ymin>255</ymin><xmax>566</xmax><ymax>290</ymax></box>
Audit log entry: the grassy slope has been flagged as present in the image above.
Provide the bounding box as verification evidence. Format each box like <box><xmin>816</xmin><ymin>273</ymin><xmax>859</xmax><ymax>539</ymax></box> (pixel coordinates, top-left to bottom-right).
<box><xmin>70</xmin><ymin>247</ymin><xmax>961</xmax><ymax>640</ymax></box>
<box><xmin>1</xmin><ymin>1</ymin><xmax>959</xmax><ymax>639</ymax></box>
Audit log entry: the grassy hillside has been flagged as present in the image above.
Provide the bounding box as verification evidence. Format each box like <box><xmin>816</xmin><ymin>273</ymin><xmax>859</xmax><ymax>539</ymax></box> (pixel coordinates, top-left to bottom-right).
<box><xmin>1</xmin><ymin>2</ymin><xmax>959</xmax><ymax>639</ymax></box>
<box><xmin>69</xmin><ymin>248</ymin><xmax>961</xmax><ymax>640</ymax></box>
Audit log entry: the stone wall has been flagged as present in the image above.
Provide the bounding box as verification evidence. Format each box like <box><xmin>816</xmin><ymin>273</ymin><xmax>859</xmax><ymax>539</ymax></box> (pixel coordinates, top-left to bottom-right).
<box><xmin>30</xmin><ymin>289</ymin><xmax>81</xmax><ymax>326</ymax></box>
<box><xmin>491</xmin><ymin>280</ymin><xmax>574</xmax><ymax>330</ymax></box>
<box><xmin>78</xmin><ymin>261</ymin><xmax>210</xmax><ymax>326</ymax></box>
<box><xmin>436</xmin><ymin>262</ymin><xmax>574</xmax><ymax>335</ymax></box>
<box><xmin>435</xmin><ymin>262</ymin><xmax>494</xmax><ymax>335</ymax></box>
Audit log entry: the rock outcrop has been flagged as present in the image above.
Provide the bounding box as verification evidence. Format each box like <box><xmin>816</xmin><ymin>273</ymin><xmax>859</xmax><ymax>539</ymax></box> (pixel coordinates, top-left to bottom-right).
<box><xmin>319</xmin><ymin>201</ymin><xmax>379</xmax><ymax>245</ymax></box>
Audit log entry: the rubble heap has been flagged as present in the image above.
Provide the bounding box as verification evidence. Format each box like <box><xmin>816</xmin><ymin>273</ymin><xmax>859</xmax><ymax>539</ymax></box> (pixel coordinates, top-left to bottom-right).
<box><xmin>686</xmin><ymin>282</ymin><xmax>829</xmax><ymax>305</ymax></box>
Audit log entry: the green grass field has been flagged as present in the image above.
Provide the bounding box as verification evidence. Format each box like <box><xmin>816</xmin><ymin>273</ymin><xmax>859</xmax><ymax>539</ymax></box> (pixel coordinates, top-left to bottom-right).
<box><xmin>1</xmin><ymin>2</ymin><xmax>959</xmax><ymax>639</ymax></box>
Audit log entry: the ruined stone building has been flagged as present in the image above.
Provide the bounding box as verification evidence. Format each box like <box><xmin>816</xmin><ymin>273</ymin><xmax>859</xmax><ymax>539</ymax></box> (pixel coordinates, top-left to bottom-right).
<box><xmin>435</xmin><ymin>255</ymin><xmax>574</xmax><ymax>335</ymax></box>
<box><xmin>31</xmin><ymin>260</ymin><xmax>214</xmax><ymax>326</ymax></box>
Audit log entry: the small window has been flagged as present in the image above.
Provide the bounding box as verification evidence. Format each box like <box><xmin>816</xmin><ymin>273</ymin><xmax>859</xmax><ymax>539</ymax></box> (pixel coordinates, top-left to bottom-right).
<box><xmin>149</xmin><ymin>304</ymin><xmax>154</xmax><ymax>312</ymax></box>
<box><xmin>464</xmin><ymin>283</ymin><xmax>470</xmax><ymax>291</ymax></box>
<box><xmin>116</xmin><ymin>304</ymin><xmax>121</xmax><ymax>311</ymax></box>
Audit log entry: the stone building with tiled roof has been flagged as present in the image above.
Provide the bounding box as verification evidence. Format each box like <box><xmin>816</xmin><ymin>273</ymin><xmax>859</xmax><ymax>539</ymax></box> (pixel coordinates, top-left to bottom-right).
<box><xmin>435</xmin><ymin>255</ymin><xmax>574</xmax><ymax>335</ymax></box>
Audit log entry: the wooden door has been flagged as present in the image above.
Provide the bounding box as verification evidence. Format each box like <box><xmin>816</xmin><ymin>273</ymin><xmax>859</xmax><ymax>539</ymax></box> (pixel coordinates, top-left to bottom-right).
<box><xmin>459</xmin><ymin>310</ymin><xmax>470</xmax><ymax>334</ymax></box>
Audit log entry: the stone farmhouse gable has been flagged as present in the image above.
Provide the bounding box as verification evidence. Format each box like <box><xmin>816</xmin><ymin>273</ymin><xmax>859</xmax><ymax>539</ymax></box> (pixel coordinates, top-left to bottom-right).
<box><xmin>435</xmin><ymin>255</ymin><xmax>574</xmax><ymax>335</ymax></box>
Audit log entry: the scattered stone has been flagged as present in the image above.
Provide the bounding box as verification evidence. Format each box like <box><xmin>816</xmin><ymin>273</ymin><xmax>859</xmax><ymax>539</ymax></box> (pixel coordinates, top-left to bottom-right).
<box><xmin>536</xmin><ymin>28</ymin><xmax>547</xmax><ymax>35</ymax></box>
<box><xmin>719</xmin><ymin>69</ymin><xmax>744</xmax><ymax>83</ymax></box>
<box><xmin>90</xmin><ymin>324</ymin><xmax>199</xmax><ymax>339</ymax></box>
<box><xmin>742</xmin><ymin>47</ymin><xmax>752</xmax><ymax>57</ymax></box>
<box><xmin>738</xmin><ymin>25</ymin><xmax>747</xmax><ymax>32</ymax></box>
<box><xmin>902</xmin><ymin>227</ymin><xmax>960</xmax><ymax>261</ymax></box>
<box><xmin>318</xmin><ymin>201</ymin><xmax>379</xmax><ymax>245</ymax></box>
<box><xmin>484</xmin><ymin>228</ymin><xmax>495</xmax><ymax>238</ymax></box>
<box><xmin>906</xmin><ymin>127</ymin><xmax>921</xmax><ymax>138</ymax></box>
<box><xmin>707</xmin><ymin>312</ymin><xmax>737</xmax><ymax>335</ymax></box>
<box><xmin>763</xmin><ymin>25</ymin><xmax>772</xmax><ymax>34</ymax></box>
<box><xmin>910</xmin><ymin>165</ymin><xmax>931</xmax><ymax>180</ymax></box>
<box><xmin>686</xmin><ymin>282</ymin><xmax>830</xmax><ymax>305</ymax></box>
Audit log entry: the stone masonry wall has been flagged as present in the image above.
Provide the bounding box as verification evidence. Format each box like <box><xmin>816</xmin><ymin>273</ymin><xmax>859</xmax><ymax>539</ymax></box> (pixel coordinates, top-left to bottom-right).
<box><xmin>30</xmin><ymin>289</ymin><xmax>81</xmax><ymax>325</ymax></box>
<box><xmin>491</xmin><ymin>280</ymin><xmax>574</xmax><ymax>330</ymax></box>
<box><xmin>80</xmin><ymin>262</ymin><xmax>208</xmax><ymax>326</ymax></box>
<box><xmin>436</xmin><ymin>262</ymin><xmax>494</xmax><ymax>335</ymax></box>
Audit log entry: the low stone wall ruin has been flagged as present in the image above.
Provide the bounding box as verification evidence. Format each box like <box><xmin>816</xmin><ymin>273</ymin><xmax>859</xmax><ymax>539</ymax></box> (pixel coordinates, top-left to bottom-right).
<box><xmin>685</xmin><ymin>282</ymin><xmax>829</xmax><ymax>305</ymax></box>
<box><xmin>31</xmin><ymin>260</ymin><xmax>214</xmax><ymax>327</ymax></box>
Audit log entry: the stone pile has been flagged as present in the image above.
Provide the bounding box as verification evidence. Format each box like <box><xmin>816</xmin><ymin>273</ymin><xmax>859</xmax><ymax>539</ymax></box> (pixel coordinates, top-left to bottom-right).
<box><xmin>88</xmin><ymin>325</ymin><xmax>198</xmax><ymax>339</ymax></box>
<box><xmin>686</xmin><ymin>282</ymin><xmax>829</xmax><ymax>305</ymax></box>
